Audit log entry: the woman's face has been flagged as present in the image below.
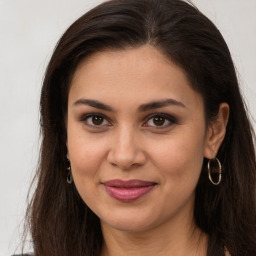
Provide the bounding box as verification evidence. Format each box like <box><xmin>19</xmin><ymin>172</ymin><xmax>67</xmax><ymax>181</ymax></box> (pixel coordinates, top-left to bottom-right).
<box><xmin>67</xmin><ymin>45</ymin><xmax>213</xmax><ymax>232</ymax></box>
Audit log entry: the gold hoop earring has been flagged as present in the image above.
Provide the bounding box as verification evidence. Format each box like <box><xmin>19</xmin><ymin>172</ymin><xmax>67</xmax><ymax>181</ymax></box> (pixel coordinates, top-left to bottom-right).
<box><xmin>208</xmin><ymin>157</ymin><xmax>222</xmax><ymax>186</ymax></box>
<box><xmin>67</xmin><ymin>164</ymin><xmax>73</xmax><ymax>184</ymax></box>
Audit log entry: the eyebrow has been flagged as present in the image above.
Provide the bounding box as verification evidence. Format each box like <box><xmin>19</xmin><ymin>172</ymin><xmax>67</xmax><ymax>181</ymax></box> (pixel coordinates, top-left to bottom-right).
<box><xmin>138</xmin><ymin>99</ymin><xmax>186</xmax><ymax>112</ymax></box>
<box><xmin>73</xmin><ymin>99</ymin><xmax>113</xmax><ymax>111</ymax></box>
<box><xmin>73</xmin><ymin>98</ymin><xmax>186</xmax><ymax>112</ymax></box>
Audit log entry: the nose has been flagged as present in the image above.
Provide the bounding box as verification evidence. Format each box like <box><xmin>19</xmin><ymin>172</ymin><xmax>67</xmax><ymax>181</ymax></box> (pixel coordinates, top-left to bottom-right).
<box><xmin>107</xmin><ymin>125</ymin><xmax>146</xmax><ymax>170</ymax></box>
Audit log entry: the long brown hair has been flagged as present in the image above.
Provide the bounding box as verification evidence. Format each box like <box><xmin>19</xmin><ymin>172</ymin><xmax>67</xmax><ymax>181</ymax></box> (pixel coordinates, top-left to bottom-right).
<box><xmin>23</xmin><ymin>0</ymin><xmax>256</xmax><ymax>255</ymax></box>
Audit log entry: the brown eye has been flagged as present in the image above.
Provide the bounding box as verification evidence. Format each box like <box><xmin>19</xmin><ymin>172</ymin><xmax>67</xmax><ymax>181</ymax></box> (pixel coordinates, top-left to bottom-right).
<box><xmin>82</xmin><ymin>114</ymin><xmax>111</xmax><ymax>127</ymax></box>
<box><xmin>144</xmin><ymin>114</ymin><xmax>176</xmax><ymax>128</ymax></box>
<box><xmin>152</xmin><ymin>116</ymin><xmax>165</xmax><ymax>126</ymax></box>
<box><xmin>92</xmin><ymin>116</ymin><xmax>104</xmax><ymax>125</ymax></box>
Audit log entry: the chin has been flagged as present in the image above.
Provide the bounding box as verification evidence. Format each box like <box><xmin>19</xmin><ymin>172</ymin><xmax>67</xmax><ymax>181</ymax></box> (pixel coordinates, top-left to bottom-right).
<box><xmin>99</xmin><ymin>208</ymin><xmax>161</xmax><ymax>233</ymax></box>
<box><xmin>105</xmin><ymin>219</ymin><xmax>153</xmax><ymax>233</ymax></box>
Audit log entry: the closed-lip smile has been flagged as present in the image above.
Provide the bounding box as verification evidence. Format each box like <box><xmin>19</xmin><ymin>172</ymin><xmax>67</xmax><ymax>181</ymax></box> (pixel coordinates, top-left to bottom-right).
<box><xmin>103</xmin><ymin>179</ymin><xmax>156</xmax><ymax>202</ymax></box>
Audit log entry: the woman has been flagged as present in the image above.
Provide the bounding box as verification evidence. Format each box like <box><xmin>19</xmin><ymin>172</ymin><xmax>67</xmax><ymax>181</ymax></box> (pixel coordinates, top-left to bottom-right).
<box><xmin>21</xmin><ymin>0</ymin><xmax>256</xmax><ymax>255</ymax></box>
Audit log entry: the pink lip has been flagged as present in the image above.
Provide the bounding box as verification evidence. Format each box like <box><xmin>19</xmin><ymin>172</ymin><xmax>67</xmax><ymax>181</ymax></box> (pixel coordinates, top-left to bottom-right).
<box><xmin>103</xmin><ymin>179</ymin><xmax>156</xmax><ymax>202</ymax></box>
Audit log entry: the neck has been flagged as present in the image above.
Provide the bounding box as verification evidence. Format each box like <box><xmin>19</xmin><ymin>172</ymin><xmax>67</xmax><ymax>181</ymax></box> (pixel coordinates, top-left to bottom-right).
<box><xmin>100</xmin><ymin>212</ymin><xmax>208</xmax><ymax>256</ymax></box>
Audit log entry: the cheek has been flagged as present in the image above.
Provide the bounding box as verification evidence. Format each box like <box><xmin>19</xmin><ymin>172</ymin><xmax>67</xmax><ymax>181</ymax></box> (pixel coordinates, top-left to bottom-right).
<box><xmin>148</xmin><ymin>130</ymin><xmax>205</xmax><ymax>214</ymax></box>
<box><xmin>150</xmin><ymin>128</ymin><xmax>206</xmax><ymax>183</ymax></box>
<box><xmin>67</xmin><ymin>134</ymin><xmax>108</xmax><ymax>209</ymax></box>
<box><xmin>67</xmin><ymin>129</ymin><xmax>107</xmax><ymax>182</ymax></box>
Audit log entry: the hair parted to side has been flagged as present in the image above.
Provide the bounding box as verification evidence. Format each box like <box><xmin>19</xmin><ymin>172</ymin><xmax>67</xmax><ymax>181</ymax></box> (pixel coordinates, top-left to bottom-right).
<box><xmin>23</xmin><ymin>0</ymin><xmax>256</xmax><ymax>255</ymax></box>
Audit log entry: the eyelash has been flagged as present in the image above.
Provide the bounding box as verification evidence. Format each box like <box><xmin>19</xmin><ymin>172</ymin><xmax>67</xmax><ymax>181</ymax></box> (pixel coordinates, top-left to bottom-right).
<box><xmin>80</xmin><ymin>113</ymin><xmax>111</xmax><ymax>127</ymax></box>
<box><xmin>80</xmin><ymin>113</ymin><xmax>178</xmax><ymax>128</ymax></box>
<box><xmin>143</xmin><ymin>113</ymin><xmax>178</xmax><ymax>128</ymax></box>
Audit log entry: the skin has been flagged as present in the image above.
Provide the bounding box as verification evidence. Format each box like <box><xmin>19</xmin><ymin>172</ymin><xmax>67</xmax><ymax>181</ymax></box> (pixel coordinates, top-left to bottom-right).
<box><xmin>66</xmin><ymin>45</ymin><xmax>229</xmax><ymax>256</ymax></box>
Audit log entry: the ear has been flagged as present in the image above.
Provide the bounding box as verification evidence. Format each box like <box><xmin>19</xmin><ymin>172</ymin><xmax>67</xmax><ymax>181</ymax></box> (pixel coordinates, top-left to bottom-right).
<box><xmin>204</xmin><ymin>103</ymin><xmax>230</xmax><ymax>159</ymax></box>
<box><xmin>66</xmin><ymin>140</ymin><xmax>70</xmax><ymax>160</ymax></box>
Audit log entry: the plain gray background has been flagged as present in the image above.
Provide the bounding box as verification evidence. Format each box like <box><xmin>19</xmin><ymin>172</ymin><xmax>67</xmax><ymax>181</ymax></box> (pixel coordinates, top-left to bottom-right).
<box><xmin>0</xmin><ymin>0</ymin><xmax>255</xmax><ymax>255</ymax></box>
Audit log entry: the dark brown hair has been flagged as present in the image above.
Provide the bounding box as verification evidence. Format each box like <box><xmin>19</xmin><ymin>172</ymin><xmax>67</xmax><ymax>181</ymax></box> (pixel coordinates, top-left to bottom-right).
<box><xmin>23</xmin><ymin>0</ymin><xmax>256</xmax><ymax>255</ymax></box>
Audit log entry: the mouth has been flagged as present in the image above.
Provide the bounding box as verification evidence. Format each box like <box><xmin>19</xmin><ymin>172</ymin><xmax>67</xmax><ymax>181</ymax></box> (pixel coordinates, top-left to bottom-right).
<box><xmin>103</xmin><ymin>179</ymin><xmax>156</xmax><ymax>202</ymax></box>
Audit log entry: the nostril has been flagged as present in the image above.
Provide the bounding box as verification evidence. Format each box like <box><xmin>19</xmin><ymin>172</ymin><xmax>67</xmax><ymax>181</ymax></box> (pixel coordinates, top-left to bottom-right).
<box><xmin>107</xmin><ymin>147</ymin><xmax>146</xmax><ymax>170</ymax></box>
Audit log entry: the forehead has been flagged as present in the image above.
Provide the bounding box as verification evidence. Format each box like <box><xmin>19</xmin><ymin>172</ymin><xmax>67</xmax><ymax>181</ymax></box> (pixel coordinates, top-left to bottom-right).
<box><xmin>69</xmin><ymin>45</ymin><xmax>203</xmax><ymax>110</ymax></box>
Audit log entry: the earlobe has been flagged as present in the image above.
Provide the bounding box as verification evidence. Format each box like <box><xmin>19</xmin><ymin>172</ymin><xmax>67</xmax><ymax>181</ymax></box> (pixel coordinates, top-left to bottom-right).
<box><xmin>204</xmin><ymin>103</ymin><xmax>229</xmax><ymax>159</ymax></box>
<box><xmin>66</xmin><ymin>140</ymin><xmax>70</xmax><ymax>160</ymax></box>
